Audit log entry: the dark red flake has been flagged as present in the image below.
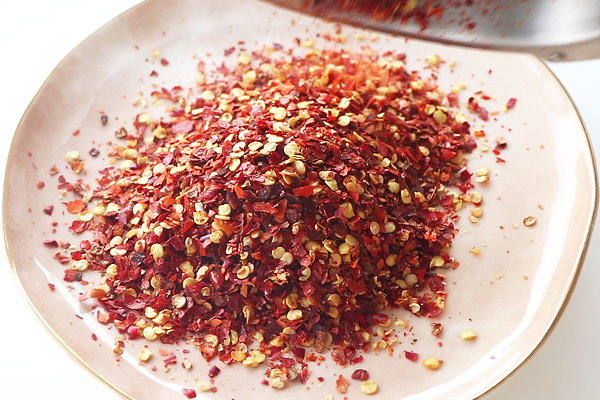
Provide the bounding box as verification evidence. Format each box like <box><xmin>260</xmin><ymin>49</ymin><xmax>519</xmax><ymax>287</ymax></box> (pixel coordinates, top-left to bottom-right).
<box><xmin>208</xmin><ymin>365</ymin><xmax>221</xmax><ymax>378</ymax></box>
<box><xmin>404</xmin><ymin>351</ymin><xmax>419</xmax><ymax>362</ymax></box>
<box><xmin>351</xmin><ymin>369</ymin><xmax>369</xmax><ymax>381</ymax></box>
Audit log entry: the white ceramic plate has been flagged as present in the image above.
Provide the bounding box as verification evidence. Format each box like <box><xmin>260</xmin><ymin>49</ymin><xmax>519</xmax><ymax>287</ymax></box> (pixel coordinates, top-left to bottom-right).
<box><xmin>3</xmin><ymin>0</ymin><xmax>596</xmax><ymax>399</ymax></box>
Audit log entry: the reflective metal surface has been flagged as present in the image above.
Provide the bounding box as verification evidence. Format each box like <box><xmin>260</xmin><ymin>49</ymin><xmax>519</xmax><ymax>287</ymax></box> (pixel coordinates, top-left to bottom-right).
<box><xmin>263</xmin><ymin>0</ymin><xmax>600</xmax><ymax>61</ymax></box>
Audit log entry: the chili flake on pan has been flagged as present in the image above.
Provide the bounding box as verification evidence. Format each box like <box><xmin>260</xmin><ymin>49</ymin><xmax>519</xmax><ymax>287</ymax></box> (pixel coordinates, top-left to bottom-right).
<box><xmin>57</xmin><ymin>45</ymin><xmax>482</xmax><ymax>388</ymax></box>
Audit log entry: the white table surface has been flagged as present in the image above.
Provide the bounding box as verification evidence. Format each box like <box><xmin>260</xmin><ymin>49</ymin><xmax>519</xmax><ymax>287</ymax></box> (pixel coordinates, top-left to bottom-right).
<box><xmin>1</xmin><ymin>1</ymin><xmax>599</xmax><ymax>399</ymax></box>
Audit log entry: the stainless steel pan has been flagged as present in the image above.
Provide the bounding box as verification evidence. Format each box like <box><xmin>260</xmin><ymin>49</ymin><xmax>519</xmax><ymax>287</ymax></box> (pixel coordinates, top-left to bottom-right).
<box><xmin>263</xmin><ymin>0</ymin><xmax>600</xmax><ymax>61</ymax></box>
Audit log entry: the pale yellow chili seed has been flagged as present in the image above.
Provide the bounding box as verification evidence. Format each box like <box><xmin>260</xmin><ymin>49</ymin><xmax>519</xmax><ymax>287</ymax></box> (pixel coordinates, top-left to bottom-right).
<box><xmin>143</xmin><ymin>327</ymin><xmax>158</xmax><ymax>341</ymax></box>
<box><xmin>475</xmin><ymin>165</ymin><xmax>489</xmax><ymax>177</ymax></box>
<box><xmin>287</xmin><ymin>309</ymin><xmax>303</xmax><ymax>321</ymax></box>
<box><xmin>72</xmin><ymin>260</ymin><xmax>89</xmax><ymax>271</ymax></box>
<box><xmin>144</xmin><ymin>306</ymin><xmax>158</xmax><ymax>319</ymax></box>
<box><xmin>106</xmin><ymin>263</ymin><xmax>118</xmax><ymax>278</ymax></box>
<box><xmin>423</xmin><ymin>357</ymin><xmax>441</xmax><ymax>370</ymax></box>
<box><xmin>400</xmin><ymin>189</ymin><xmax>412</xmax><ymax>204</ymax></box>
<box><xmin>361</xmin><ymin>381</ymin><xmax>379</xmax><ymax>395</ymax></box>
<box><xmin>425</xmin><ymin>54</ymin><xmax>440</xmax><ymax>65</ymax></box>
<box><xmin>281</xmin><ymin>251</ymin><xmax>294</xmax><ymax>265</ymax></box>
<box><xmin>471</xmin><ymin>207</ymin><xmax>483</xmax><ymax>218</ymax></box>
<box><xmin>182</xmin><ymin>277</ymin><xmax>197</xmax><ymax>288</ymax></box>
<box><xmin>138</xmin><ymin>348</ymin><xmax>153</xmax><ymax>362</ymax></box>
<box><xmin>65</xmin><ymin>150</ymin><xmax>80</xmax><ymax>164</ymax></box>
<box><xmin>337</xmin><ymin>115</ymin><xmax>351</xmax><ymax>127</ymax></box>
<box><xmin>433</xmin><ymin>109</ymin><xmax>447</xmax><ymax>124</ymax></box>
<box><xmin>150</xmin><ymin>243</ymin><xmax>165</xmax><ymax>259</ymax></box>
<box><xmin>77</xmin><ymin>210</ymin><xmax>94</xmax><ymax>222</ymax></box>
<box><xmin>460</xmin><ymin>330</ymin><xmax>477</xmax><ymax>340</ymax></box>
<box><xmin>470</xmin><ymin>191</ymin><xmax>483</xmax><ymax>204</ymax></box>
<box><xmin>238</xmin><ymin>53</ymin><xmax>251</xmax><ymax>65</ymax></box>
<box><xmin>338</xmin><ymin>242</ymin><xmax>351</xmax><ymax>255</ymax></box>
<box><xmin>172</xmin><ymin>294</ymin><xmax>187</xmax><ymax>309</ymax></box>
<box><xmin>387</xmin><ymin>181</ymin><xmax>400</xmax><ymax>193</ymax></box>
<box><xmin>369</xmin><ymin>221</ymin><xmax>381</xmax><ymax>235</ymax></box>
<box><xmin>236</xmin><ymin>265</ymin><xmax>251</xmax><ymax>279</ymax></box>
<box><xmin>198</xmin><ymin>381</ymin><xmax>213</xmax><ymax>392</ymax></box>
<box><xmin>523</xmin><ymin>216</ymin><xmax>537</xmax><ymax>227</ymax></box>
<box><xmin>272</xmin><ymin>107</ymin><xmax>287</xmax><ymax>121</ymax></box>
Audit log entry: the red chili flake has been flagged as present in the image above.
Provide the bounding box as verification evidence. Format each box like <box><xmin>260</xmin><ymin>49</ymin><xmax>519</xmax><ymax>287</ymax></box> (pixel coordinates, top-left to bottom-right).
<box><xmin>63</xmin><ymin>269</ymin><xmax>82</xmax><ymax>282</ymax></box>
<box><xmin>37</xmin><ymin>181</ymin><xmax>45</xmax><ymax>189</ymax></box>
<box><xmin>506</xmin><ymin>98</ymin><xmax>517</xmax><ymax>109</ymax></box>
<box><xmin>208</xmin><ymin>365</ymin><xmax>221</xmax><ymax>378</ymax></box>
<box><xmin>150</xmin><ymin>70</ymin><xmax>159</xmax><ymax>77</ymax></box>
<box><xmin>72</xmin><ymin>129</ymin><xmax>81</xmax><ymax>136</ymax></box>
<box><xmin>48</xmin><ymin>283</ymin><xmax>56</xmax><ymax>291</ymax></box>
<box><xmin>54</xmin><ymin>253</ymin><xmax>71</xmax><ymax>264</ymax></box>
<box><xmin>97</xmin><ymin>312</ymin><xmax>112</xmax><ymax>324</ymax></box>
<box><xmin>181</xmin><ymin>388</ymin><xmax>197</xmax><ymax>399</ymax></box>
<box><xmin>467</xmin><ymin>96</ymin><xmax>489</xmax><ymax>121</ymax></box>
<box><xmin>465</xmin><ymin>21</ymin><xmax>477</xmax><ymax>30</ymax></box>
<box><xmin>69</xmin><ymin>220</ymin><xmax>88</xmax><ymax>233</ymax></box>
<box><xmin>43</xmin><ymin>239</ymin><xmax>59</xmax><ymax>247</ymax></box>
<box><xmin>164</xmin><ymin>353</ymin><xmax>178</xmax><ymax>365</ymax></box>
<box><xmin>66</xmin><ymin>199</ymin><xmax>86</xmax><ymax>214</ymax></box>
<box><xmin>160</xmin><ymin>58</ymin><xmax>170</xmax><ymax>66</ymax></box>
<box><xmin>91</xmin><ymin>333</ymin><xmax>98</xmax><ymax>341</ymax></box>
<box><xmin>351</xmin><ymin>369</ymin><xmax>369</xmax><ymax>381</ymax></box>
<box><xmin>43</xmin><ymin>205</ymin><xmax>54</xmax><ymax>215</ymax></box>
<box><xmin>336</xmin><ymin>374</ymin><xmax>349</xmax><ymax>393</ymax></box>
<box><xmin>404</xmin><ymin>351</ymin><xmax>419</xmax><ymax>362</ymax></box>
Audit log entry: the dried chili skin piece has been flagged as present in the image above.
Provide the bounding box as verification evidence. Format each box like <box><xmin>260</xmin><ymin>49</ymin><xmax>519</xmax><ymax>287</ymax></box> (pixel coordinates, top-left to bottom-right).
<box><xmin>351</xmin><ymin>368</ymin><xmax>370</xmax><ymax>381</ymax></box>
<box><xmin>57</xmin><ymin>45</ymin><xmax>478</xmax><ymax>376</ymax></box>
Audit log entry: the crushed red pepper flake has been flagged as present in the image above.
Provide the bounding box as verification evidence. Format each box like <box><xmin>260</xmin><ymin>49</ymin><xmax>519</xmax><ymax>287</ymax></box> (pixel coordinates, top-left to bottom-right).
<box><xmin>65</xmin><ymin>199</ymin><xmax>86</xmax><ymax>214</ymax></box>
<box><xmin>336</xmin><ymin>374</ymin><xmax>350</xmax><ymax>393</ymax></box>
<box><xmin>181</xmin><ymin>388</ymin><xmax>197</xmax><ymax>399</ymax></box>
<box><xmin>351</xmin><ymin>368</ymin><xmax>369</xmax><ymax>381</ymax></box>
<box><xmin>45</xmin><ymin>43</ymin><xmax>506</xmax><ymax>389</ymax></box>
<box><xmin>404</xmin><ymin>351</ymin><xmax>419</xmax><ymax>362</ymax></box>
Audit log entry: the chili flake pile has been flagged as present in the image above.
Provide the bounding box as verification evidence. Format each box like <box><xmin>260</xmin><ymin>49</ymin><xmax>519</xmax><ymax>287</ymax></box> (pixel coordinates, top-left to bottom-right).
<box><xmin>56</xmin><ymin>45</ymin><xmax>479</xmax><ymax>388</ymax></box>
